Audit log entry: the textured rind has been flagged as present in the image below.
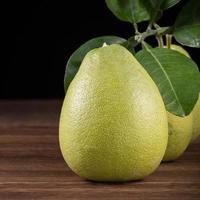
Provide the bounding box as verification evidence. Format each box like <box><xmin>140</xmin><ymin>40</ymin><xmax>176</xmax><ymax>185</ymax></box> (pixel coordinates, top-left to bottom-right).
<box><xmin>163</xmin><ymin>112</ymin><xmax>193</xmax><ymax>162</ymax></box>
<box><xmin>59</xmin><ymin>44</ymin><xmax>168</xmax><ymax>182</ymax></box>
<box><xmin>192</xmin><ymin>95</ymin><xmax>200</xmax><ymax>141</ymax></box>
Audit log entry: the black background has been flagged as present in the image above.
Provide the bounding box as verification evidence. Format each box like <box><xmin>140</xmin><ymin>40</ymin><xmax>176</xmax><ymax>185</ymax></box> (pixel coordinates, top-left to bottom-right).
<box><xmin>2</xmin><ymin>0</ymin><xmax>199</xmax><ymax>99</ymax></box>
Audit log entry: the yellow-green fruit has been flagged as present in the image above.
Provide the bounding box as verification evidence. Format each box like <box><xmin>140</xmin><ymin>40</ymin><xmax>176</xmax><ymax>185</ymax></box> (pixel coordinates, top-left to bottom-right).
<box><xmin>164</xmin><ymin>44</ymin><xmax>190</xmax><ymax>58</ymax></box>
<box><xmin>59</xmin><ymin>44</ymin><xmax>168</xmax><ymax>182</ymax></box>
<box><xmin>162</xmin><ymin>44</ymin><xmax>195</xmax><ymax>161</ymax></box>
<box><xmin>165</xmin><ymin>44</ymin><xmax>200</xmax><ymax>142</ymax></box>
<box><xmin>192</xmin><ymin>95</ymin><xmax>200</xmax><ymax>141</ymax></box>
<box><xmin>163</xmin><ymin>112</ymin><xmax>193</xmax><ymax>161</ymax></box>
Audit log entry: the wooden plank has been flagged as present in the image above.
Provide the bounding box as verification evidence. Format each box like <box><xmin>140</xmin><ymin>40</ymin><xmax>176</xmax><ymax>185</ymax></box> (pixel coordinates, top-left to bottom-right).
<box><xmin>0</xmin><ymin>101</ymin><xmax>199</xmax><ymax>200</ymax></box>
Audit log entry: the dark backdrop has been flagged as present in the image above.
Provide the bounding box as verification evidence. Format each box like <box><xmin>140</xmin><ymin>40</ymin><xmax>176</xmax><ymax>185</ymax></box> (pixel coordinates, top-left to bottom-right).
<box><xmin>2</xmin><ymin>0</ymin><xmax>199</xmax><ymax>99</ymax></box>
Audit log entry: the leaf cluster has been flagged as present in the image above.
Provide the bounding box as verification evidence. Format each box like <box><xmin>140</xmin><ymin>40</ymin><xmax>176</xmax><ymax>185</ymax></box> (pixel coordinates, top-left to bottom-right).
<box><xmin>64</xmin><ymin>0</ymin><xmax>200</xmax><ymax>117</ymax></box>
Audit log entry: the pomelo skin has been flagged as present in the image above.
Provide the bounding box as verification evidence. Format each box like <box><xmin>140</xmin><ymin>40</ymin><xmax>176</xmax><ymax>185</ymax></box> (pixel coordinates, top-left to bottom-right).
<box><xmin>59</xmin><ymin>44</ymin><xmax>168</xmax><ymax>182</ymax></box>
<box><xmin>163</xmin><ymin>112</ymin><xmax>193</xmax><ymax>161</ymax></box>
<box><xmin>165</xmin><ymin>44</ymin><xmax>190</xmax><ymax>58</ymax></box>
<box><xmin>192</xmin><ymin>95</ymin><xmax>200</xmax><ymax>141</ymax></box>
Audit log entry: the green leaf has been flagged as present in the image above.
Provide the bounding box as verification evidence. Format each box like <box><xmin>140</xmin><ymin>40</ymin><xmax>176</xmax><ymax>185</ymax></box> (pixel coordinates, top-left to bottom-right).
<box><xmin>146</xmin><ymin>0</ymin><xmax>181</xmax><ymax>22</ymax></box>
<box><xmin>123</xmin><ymin>36</ymin><xmax>138</xmax><ymax>54</ymax></box>
<box><xmin>162</xmin><ymin>0</ymin><xmax>181</xmax><ymax>9</ymax></box>
<box><xmin>135</xmin><ymin>47</ymin><xmax>200</xmax><ymax>117</ymax></box>
<box><xmin>105</xmin><ymin>0</ymin><xmax>151</xmax><ymax>23</ymax></box>
<box><xmin>174</xmin><ymin>0</ymin><xmax>200</xmax><ymax>48</ymax></box>
<box><xmin>105</xmin><ymin>0</ymin><xmax>181</xmax><ymax>24</ymax></box>
<box><xmin>148</xmin><ymin>0</ymin><xmax>165</xmax><ymax>22</ymax></box>
<box><xmin>64</xmin><ymin>36</ymin><xmax>126</xmax><ymax>92</ymax></box>
<box><xmin>106</xmin><ymin>0</ymin><xmax>180</xmax><ymax>23</ymax></box>
<box><xmin>149</xmin><ymin>0</ymin><xmax>181</xmax><ymax>9</ymax></box>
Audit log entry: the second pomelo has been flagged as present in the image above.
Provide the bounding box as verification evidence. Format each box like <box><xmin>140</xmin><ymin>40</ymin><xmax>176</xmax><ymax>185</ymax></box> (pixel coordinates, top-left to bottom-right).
<box><xmin>163</xmin><ymin>44</ymin><xmax>198</xmax><ymax>161</ymax></box>
<box><xmin>59</xmin><ymin>44</ymin><xmax>168</xmax><ymax>182</ymax></box>
<box><xmin>163</xmin><ymin>112</ymin><xmax>193</xmax><ymax>161</ymax></box>
<box><xmin>192</xmin><ymin>95</ymin><xmax>200</xmax><ymax>141</ymax></box>
<box><xmin>166</xmin><ymin>44</ymin><xmax>190</xmax><ymax>58</ymax></box>
<box><xmin>166</xmin><ymin>45</ymin><xmax>200</xmax><ymax>141</ymax></box>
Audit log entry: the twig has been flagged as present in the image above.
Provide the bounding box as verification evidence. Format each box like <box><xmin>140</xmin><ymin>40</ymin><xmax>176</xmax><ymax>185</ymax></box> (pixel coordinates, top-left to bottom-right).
<box><xmin>166</xmin><ymin>34</ymin><xmax>172</xmax><ymax>49</ymax></box>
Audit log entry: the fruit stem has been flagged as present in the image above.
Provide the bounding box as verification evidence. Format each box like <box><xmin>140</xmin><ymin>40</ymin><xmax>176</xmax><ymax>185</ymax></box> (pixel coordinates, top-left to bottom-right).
<box><xmin>134</xmin><ymin>22</ymin><xmax>171</xmax><ymax>44</ymax></box>
<box><xmin>156</xmin><ymin>36</ymin><xmax>161</xmax><ymax>47</ymax></box>
<box><xmin>153</xmin><ymin>23</ymin><xmax>164</xmax><ymax>47</ymax></box>
<box><xmin>156</xmin><ymin>35</ymin><xmax>164</xmax><ymax>47</ymax></box>
<box><xmin>133</xmin><ymin>23</ymin><xmax>140</xmax><ymax>34</ymax></box>
<box><xmin>135</xmin><ymin>29</ymin><xmax>157</xmax><ymax>43</ymax></box>
<box><xmin>166</xmin><ymin>34</ymin><xmax>172</xmax><ymax>49</ymax></box>
<box><xmin>153</xmin><ymin>23</ymin><xmax>160</xmax><ymax>30</ymax></box>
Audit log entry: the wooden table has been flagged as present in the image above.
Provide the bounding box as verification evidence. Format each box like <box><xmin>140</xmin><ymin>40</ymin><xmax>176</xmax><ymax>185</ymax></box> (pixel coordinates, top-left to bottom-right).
<box><xmin>0</xmin><ymin>100</ymin><xmax>199</xmax><ymax>200</ymax></box>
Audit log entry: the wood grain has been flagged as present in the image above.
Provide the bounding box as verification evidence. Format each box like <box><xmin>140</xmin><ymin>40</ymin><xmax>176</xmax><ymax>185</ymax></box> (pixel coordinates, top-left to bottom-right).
<box><xmin>0</xmin><ymin>100</ymin><xmax>199</xmax><ymax>200</ymax></box>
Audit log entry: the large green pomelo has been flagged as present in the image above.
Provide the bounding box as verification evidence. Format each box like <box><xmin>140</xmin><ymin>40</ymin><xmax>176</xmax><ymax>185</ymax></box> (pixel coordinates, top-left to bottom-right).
<box><xmin>59</xmin><ymin>44</ymin><xmax>168</xmax><ymax>182</ymax></box>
